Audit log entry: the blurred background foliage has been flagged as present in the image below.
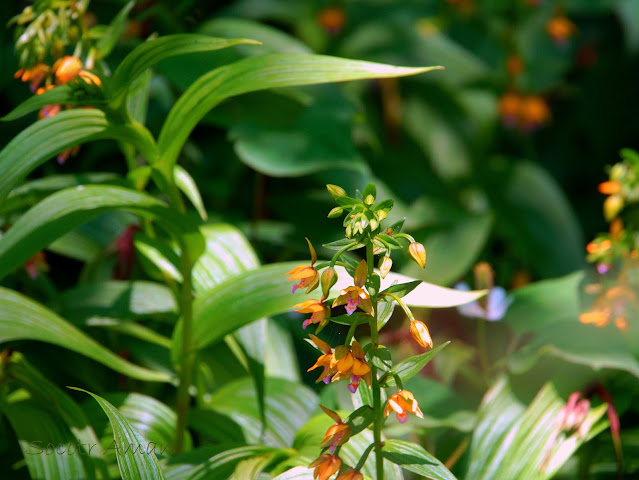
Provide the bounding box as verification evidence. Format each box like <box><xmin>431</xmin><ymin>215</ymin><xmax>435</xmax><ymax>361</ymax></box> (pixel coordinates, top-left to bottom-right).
<box><xmin>2</xmin><ymin>0</ymin><xmax>639</xmax><ymax>478</ymax></box>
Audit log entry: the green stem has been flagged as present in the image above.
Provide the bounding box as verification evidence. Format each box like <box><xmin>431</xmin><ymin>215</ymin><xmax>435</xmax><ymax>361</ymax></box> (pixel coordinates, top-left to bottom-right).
<box><xmin>173</xmin><ymin>243</ymin><xmax>194</xmax><ymax>454</ymax></box>
<box><xmin>330</xmin><ymin>241</ymin><xmax>359</xmax><ymax>268</ymax></box>
<box><xmin>381</xmin><ymin>292</ymin><xmax>414</xmax><ymax>321</ymax></box>
<box><xmin>345</xmin><ymin>319</ymin><xmax>359</xmax><ymax>346</ymax></box>
<box><xmin>366</xmin><ymin>241</ymin><xmax>384</xmax><ymax>480</ymax></box>
<box><xmin>355</xmin><ymin>442</ymin><xmax>377</xmax><ymax>471</ymax></box>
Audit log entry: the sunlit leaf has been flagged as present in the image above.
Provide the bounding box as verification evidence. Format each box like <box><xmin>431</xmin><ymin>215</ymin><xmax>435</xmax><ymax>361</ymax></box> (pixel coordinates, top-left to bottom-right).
<box><xmin>382</xmin><ymin>342</ymin><xmax>450</xmax><ymax>388</ymax></box>
<box><xmin>70</xmin><ymin>388</ymin><xmax>167</xmax><ymax>480</ymax></box>
<box><xmin>0</xmin><ymin>287</ymin><xmax>171</xmax><ymax>382</ymax></box>
<box><xmin>382</xmin><ymin>439</ymin><xmax>457</xmax><ymax>480</ymax></box>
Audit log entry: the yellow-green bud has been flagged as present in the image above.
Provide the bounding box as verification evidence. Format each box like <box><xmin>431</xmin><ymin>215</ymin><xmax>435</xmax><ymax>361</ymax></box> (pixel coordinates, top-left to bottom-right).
<box><xmin>328</xmin><ymin>206</ymin><xmax>343</xmax><ymax>218</ymax></box>
<box><xmin>409</xmin><ymin>242</ymin><xmax>426</xmax><ymax>269</ymax></box>
<box><xmin>364</xmin><ymin>194</ymin><xmax>375</xmax><ymax>205</ymax></box>
<box><xmin>321</xmin><ymin>267</ymin><xmax>338</xmax><ymax>298</ymax></box>
<box><xmin>379</xmin><ymin>256</ymin><xmax>392</xmax><ymax>279</ymax></box>
<box><xmin>604</xmin><ymin>195</ymin><xmax>624</xmax><ymax>221</ymax></box>
<box><xmin>327</xmin><ymin>184</ymin><xmax>347</xmax><ymax>199</ymax></box>
<box><xmin>610</xmin><ymin>163</ymin><xmax>626</xmax><ymax>182</ymax></box>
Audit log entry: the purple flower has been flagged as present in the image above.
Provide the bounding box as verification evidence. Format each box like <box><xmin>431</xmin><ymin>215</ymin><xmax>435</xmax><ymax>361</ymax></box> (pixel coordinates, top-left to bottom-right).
<box><xmin>455</xmin><ymin>282</ymin><xmax>512</xmax><ymax>321</ymax></box>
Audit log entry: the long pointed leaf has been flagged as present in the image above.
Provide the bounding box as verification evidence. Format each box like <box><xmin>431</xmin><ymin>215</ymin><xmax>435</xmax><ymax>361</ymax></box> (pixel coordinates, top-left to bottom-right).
<box><xmin>0</xmin><ymin>287</ymin><xmax>171</xmax><ymax>382</ymax></box>
<box><xmin>0</xmin><ymin>110</ymin><xmax>157</xmax><ymax>203</ymax></box>
<box><xmin>70</xmin><ymin>388</ymin><xmax>167</xmax><ymax>480</ymax></box>
<box><xmin>158</xmin><ymin>54</ymin><xmax>442</xmax><ymax>168</ymax></box>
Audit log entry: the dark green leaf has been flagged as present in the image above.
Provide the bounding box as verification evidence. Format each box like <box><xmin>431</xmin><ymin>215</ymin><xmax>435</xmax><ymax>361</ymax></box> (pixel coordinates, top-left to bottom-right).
<box><xmin>380</xmin><ymin>280</ymin><xmax>422</xmax><ymax>298</ymax></box>
<box><xmin>0</xmin><ymin>287</ymin><xmax>171</xmax><ymax>382</ymax></box>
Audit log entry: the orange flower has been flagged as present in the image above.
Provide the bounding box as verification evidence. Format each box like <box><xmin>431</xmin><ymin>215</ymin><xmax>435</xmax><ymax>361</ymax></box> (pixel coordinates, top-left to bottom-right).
<box><xmin>319</xmin><ymin>406</ymin><xmax>351</xmax><ymax>453</ymax></box>
<box><xmin>309</xmin><ymin>454</ymin><xmax>342</xmax><ymax>480</ymax></box>
<box><xmin>336</xmin><ymin>468</ymin><xmax>363</xmax><ymax>480</ymax></box>
<box><xmin>317</xmin><ymin>7</ymin><xmax>346</xmax><ymax>34</ymax></box>
<box><xmin>53</xmin><ymin>56</ymin><xmax>83</xmax><ymax>84</ymax></box>
<box><xmin>408</xmin><ymin>242</ymin><xmax>426</xmax><ymax>269</ymax></box>
<box><xmin>39</xmin><ymin>104</ymin><xmax>62</xmax><ymax>120</ymax></box>
<box><xmin>409</xmin><ymin>320</ymin><xmax>432</xmax><ymax>349</ymax></box>
<box><xmin>332</xmin><ymin>260</ymin><xmax>373</xmax><ymax>315</ymax></box>
<box><xmin>294</xmin><ymin>299</ymin><xmax>330</xmax><ymax>329</ymax></box>
<box><xmin>15</xmin><ymin>63</ymin><xmax>50</xmax><ymax>92</ymax></box>
<box><xmin>498</xmin><ymin>92</ymin><xmax>521</xmax><ymax>128</ymax></box>
<box><xmin>520</xmin><ymin>96</ymin><xmax>550</xmax><ymax>131</ymax></box>
<box><xmin>287</xmin><ymin>237</ymin><xmax>319</xmax><ymax>294</ymax></box>
<box><xmin>546</xmin><ymin>16</ymin><xmax>576</xmax><ymax>46</ymax></box>
<box><xmin>307</xmin><ymin>336</ymin><xmax>371</xmax><ymax>392</ymax></box>
<box><xmin>78</xmin><ymin>70</ymin><xmax>102</xmax><ymax>86</ymax></box>
<box><xmin>384</xmin><ymin>390</ymin><xmax>424</xmax><ymax>424</ymax></box>
<box><xmin>598</xmin><ymin>181</ymin><xmax>621</xmax><ymax>195</ymax></box>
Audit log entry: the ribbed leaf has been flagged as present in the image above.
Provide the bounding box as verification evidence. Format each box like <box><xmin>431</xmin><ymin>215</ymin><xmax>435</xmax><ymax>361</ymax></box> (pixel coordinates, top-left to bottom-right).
<box><xmin>382</xmin><ymin>439</ymin><xmax>457</xmax><ymax>480</ymax></box>
<box><xmin>165</xmin><ymin>445</ymin><xmax>281</xmax><ymax>480</ymax></box>
<box><xmin>61</xmin><ymin>281</ymin><xmax>177</xmax><ymax>321</ymax></box>
<box><xmin>3</xmin><ymin>400</ymin><xmax>98</xmax><ymax>480</ymax></box>
<box><xmin>83</xmin><ymin>392</ymin><xmax>190</xmax><ymax>456</ymax></box>
<box><xmin>272</xmin><ymin>467</ymin><xmax>314</xmax><ymax>480</ymax></box>
<box><xmin>465</xmin><ymin>376</ymin><xmax>608</xmax><ymax>480</ymax></box>
<box><xmin>0</xmin><ymin>185</ymin><xmax>198</xmax><ymax>281</ymax></box>
<box><xmin>201</xmin><ymin>377</ymin><xmax>317</xmax><ymax>448</ymax></box>
<box><xmin>70</xmin><ymin>388</ymin><xmax>167</xmax><ymax>480</ymax></box>
<box><xmin>0</xmin><ymin>109</ymin><xmax>157</xmax><ymax>203</ymax></box>
<box><xmin>175</xmin><ymin>164</ymin><xmax>207</xmax><ymax>220</ymax></box>
<box><xmin>0</xmin><ymin>287</ymin><xmax>171</xmax><ymax>382</ymax></box>
<box><xmin>176</xmin><ymin>263</ymin><xmax>484</xmax><ymax>356</ymax></box>
<box><xmin>158</xmin><ymin>53</ymin><xmax>442</xmax><ymax>168</ymax></box>
<box><xmin>108</xmin><ymin>35</ymin><xmax>260</xmax><ymax>102</ymax></box>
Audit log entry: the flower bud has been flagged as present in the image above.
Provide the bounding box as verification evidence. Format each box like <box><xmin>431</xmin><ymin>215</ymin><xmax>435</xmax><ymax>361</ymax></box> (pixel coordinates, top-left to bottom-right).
<box><xmin>598</xmin><ymin>181</ymin><xmax>621</xmax><ymax>195</ymax></box>
<box><xmin>321</xmin><ymin>267</ymin><xmax>338</xmax><ymax>298</ymax></box>
<box><xmin>408</xmin><ymin>242</ymin><xmax>426</xmax><ymax>269</ymax></box>
<box><xmin>409</xmin><ymin>320</ymin><xmax>432</xmax><ymax>349</ymax></box>
<box><xmin>364</xmin><ymin>194</ymin><xmax>375</xmax><ymax>205</ymax></box>
<box><xmin>604</xmin><ymin>195</ymin><xmax>623</xmax><ymax>221</ymax></box>
<box><xmin>327</xmin><ymin>184</ymin><xmax>347</xmax><ymax>199</ymax></box>
<box><xmin>353</xmin><ymin>260</ymin><xmax>367</xmax><ymax>288</ymax></box>
<box><xmin>379</xmin><ymin>256</ymin><xmax>392</xmax><ymax>279</ymax></box>
<box><xmin>328</xmin><ymin>206</ymin><xmax>344</xmax><ymax>218</ymax></box>
<box><xmin>309</xmin><ymin>454</ymin><xmax>342</xmax><ymax>480</ymax></box>
<box><xmin>610</xmin><ymin>163</ymin><xmax>627</xmax><ymax>182</ymax></box>
<box><xmin>337</xmin><ymin>468</ymin><xmax>364</xmax><ymax>480</ymax></box>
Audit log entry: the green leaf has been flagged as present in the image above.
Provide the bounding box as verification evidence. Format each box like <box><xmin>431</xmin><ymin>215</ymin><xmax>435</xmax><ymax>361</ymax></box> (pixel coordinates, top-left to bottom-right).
<box><xmin>201</xmin><ymin>377</ymin><xmax>318</xmax><ymax>448</ymax></box>
<box><xmin>0</xmin><ymin>286</ymin><xmax>171</xmax><ymax>382</ymax></box>
<box><xmin>8</xmin><ymin>352</ymin><xmax>105</xmax><ymax>460</ymax></box>
<box><xmin>344</xmin><ymin>405</ymin><xmax>377</xmax><ymax>435</ymax></box>
<box><xmin>503</xmin><ymin>271</ymin><xmax>583</xmax><ymax>334</ymax></box>
<box><xmin>70</xmin><ymin>388</ymin><xmax>167</xmax><ymax>480</ymax></box>
<box><xmin>382</xmin><ymin>439</ymin><xmax>457</xmax><ymax>480</ymax></box>
<box><xmin>382</xmin><ymin>342</ymin><xmax>450</xmax><ymax>388</ymax></box>
<box><xmin>83</xmin><ymin>392</ymin><xmax>190</xmax><ymax>456</ymax></box>
<box><xmin>61</xmin><ymin>280</ymin><xmax>178</xmax><ymax>321</ymax></box>
<box><xmin>165</xmin><ymin>445</ymin><xmax>282</xmax><ymax>480</ymax></box>
<box><xmin>380</xmin><ymin>280</ymin><xmax>422</xmax><ymax>298</ymax></box>
<box><xmin>2</xmin><ymin>399</ymin><xmax>99</xmax><ymax>480</ymax></box>
<box><xmin>488</xmin><ymin>161</ymin><xmax>585</xmax><ymax>278</ymax></box>
<box><xmin>272</xmin><ymin>467</ymin><xmax>315</xmax><ymax>480</ymax></box>
<box><xmin>174</xmin><ymin>165</ymin><xmax>207</xmax><ymax>220</ymax></box>
<box><xmin>1</xmin><ymin>85</ymin><xmax>75</xmax><ymax>121</ymax></box>
<box><xmin>177</xmin><ymin>263</ymin><xmax>484</xmax><ymax>357</ymax></box>
<box><xmin>94</xmin><ymin>0</ymin><xmax>135</xmax><ymax>59</ymax></box>
<box><xmin>0</xmin><ymin>185</ymin><xmax>198</xmax><ymax>281</ymax></box>
<box><xmin>108</xmin><ymin>35</ymin><xmax>261</xmax><ymax>103</ymax></box>
<box><xmin>157</xmin><ymin>53</ymin><xmax>442</xmax><ymax>169</ymax></box>
<box><xmin>0</xmin><ymin>109</ymin><xmax>157</xmax><ymax>203</ymax></box>
<box><xmin>322</xmin><ymin>238</ymin><xmax>362</xmax><ymax>251</ymax></box>
<box><xmin>199</xmin><ymin>18</ymin><xmax>312</xmax><ymax>54</ymax></box>
<box><xmin>192</xmin><ymin>223</ymin><xmax>260</xmax><ymax>293</ymax></box>
<box><xmin>465</xmin><ymin>376</ymin><xmax>607</xmax><ymax>480</ymax></box>
<box><xmin>403</xmin><ymin>213</ymin><xmax>493</xmax><ymax>286</ymax></box>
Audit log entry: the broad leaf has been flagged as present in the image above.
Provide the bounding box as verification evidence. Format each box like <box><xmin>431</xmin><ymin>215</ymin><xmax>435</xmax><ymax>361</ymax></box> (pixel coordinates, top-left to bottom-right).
<box><xmin>3</xmin><ymin>399</ymin><xmax>99</xmax><ymax>480</ymax></box>
<box><xmin>0</xmin><ymin>287</ymin><xmax>171</xmax><ymax>382</ymax></box>
<box><xmin>0</xmin><ymin>85</ymin><xmax>91</xmax><ymax>121</ymax></box>
<box><xmin>70</xmin><ymin>388</ymin><xmax>167</xmax><ymax>480</ymax></box>
<box><xmin>465</xmin><ymin>376</ymin><xmax>607</xmax><ymax>480</ymax></box>
<box><xmin>382</xmin><ymin>439</ymin><xmax>457</xmax><ymax>480</ymax></box>
<box><xmin>158</xmin><ymin>53</ymin><xmax>442</xmax><ymax>168</ymax></box>
<box><xmin>0</xmin><ymin>109</ymin><xmax>157</xmax><ymax>203</ymax></box>
<box><xmin>201</xmin><ymin>377</ymin><xmax>317</xmax><ymax>448</ymax></box>
<box><xmin>0</xmin><ymin>185</ymin><xmax>199</xmax><ymax>281</ymax></box>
